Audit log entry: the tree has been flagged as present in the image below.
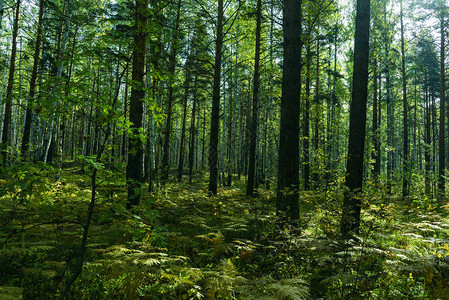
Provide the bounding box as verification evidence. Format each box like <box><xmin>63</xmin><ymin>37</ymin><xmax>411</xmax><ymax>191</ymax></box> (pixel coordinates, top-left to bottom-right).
<box><xmin>21</xmin><ymin>0</ymin><xmax>45</xmax><ymax>158</ymax></box>
<box><xmin>276</xmin><ymin>0</ymin><xmax>302</xmax><ymax>220</ymax></box>
<box><xmin>340</xmin><ymin>0</ymin><xmax>370</xmax><ymax>236</ymax></box>
<box><xmin>247</xmin><ymin>0</ymin><xmax>262</xmax><ymax>196</ymax></box>
<box><xmin>438</xmin><ymin>0</ymin><xmax>445</xmax><ymax>199</ymax></box>
<box><xmin>208</xmin><ymin>0</ymin><xmax>224</xmax><ymax>196</ymax></box>
<box><xmin>126</xmin><ymin>0</ymin><xmax>148</xmax><ymax>208</ymax></box>
<box><xmin>161</xmin><ymin>0</ymin><xmax>182</xmax><ymax>183</ymax></box>
<box><xmin>1</xmin><ymin>0</ymin><xmax>21</xmax><ymax>165</ymax></box>
<box><xmin>400</xmin><ymin>0</ymin><xmax>410</xmax><ymax>198</ymax></box>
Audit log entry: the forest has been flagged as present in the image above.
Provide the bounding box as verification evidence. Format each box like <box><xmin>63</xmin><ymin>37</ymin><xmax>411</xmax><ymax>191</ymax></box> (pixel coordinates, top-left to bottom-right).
<box><xmin>1</xmin><ymin>0</ymin><xmax>449</xmax><ymax>298</ymax></box>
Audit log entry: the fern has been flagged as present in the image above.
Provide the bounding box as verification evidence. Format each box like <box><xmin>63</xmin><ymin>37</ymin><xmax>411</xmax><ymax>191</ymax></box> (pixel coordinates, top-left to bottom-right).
<box><xmin>266</xmin><ymin>278</ymin><xmax>309</xmax><ymax>300</ymax></box>
<box><xmin>0</xmin><ymin>286</ymin><xmax>22</xmax><ymax>300</ymax></box>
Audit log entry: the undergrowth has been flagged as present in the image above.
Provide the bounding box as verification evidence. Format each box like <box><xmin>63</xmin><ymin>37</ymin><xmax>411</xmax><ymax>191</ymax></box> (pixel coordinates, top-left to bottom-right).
<box><xmin>1</xmin><ymin>162</ymin><xmax>449</xmax><ymax>299</ymax></box>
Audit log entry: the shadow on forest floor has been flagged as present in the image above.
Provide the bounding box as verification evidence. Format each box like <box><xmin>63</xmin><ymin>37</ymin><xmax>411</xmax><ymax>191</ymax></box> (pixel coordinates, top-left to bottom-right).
<box><xmin>1</xmin><ymin>162</ymin><xmax>449</xmax><ymax>299</ymax></box>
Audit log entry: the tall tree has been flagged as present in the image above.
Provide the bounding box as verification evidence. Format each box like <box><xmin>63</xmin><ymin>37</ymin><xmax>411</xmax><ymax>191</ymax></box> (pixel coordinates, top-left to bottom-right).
<box><xmin>340</xmin><ymin>0</ymin><xmax>370</xmax><ymax>236</ymax></box>
<box><xmin>247</xmin><ymin>0</ymin><xmax>262</xmax><ymax>196</ymax></box>
<box><xmin>276</xmin><ymin>0</ymin><xmax>302</xmax><ymax>220</ymax></box>
<box><xmin>1</xmin><ymin>0</ymin><xmax>21</xmax><ymax>165</ymax></box>
<box><xmin>162</xmin><ymin>0</ymin><xmax>182</xmax><ymax>183</ymax></box>
<box><xmin>208</xmin><ymin>0</ymin><xmax>224</xmax><ymax>195</ymax></box>
<box><xmin>126</xmin><ymin>0</ymin><xmax>148</xmax><ymax>208</ymax></box>
<box><xmin>21</xmin><ymin>0</ymin><xmax>45</xmax><ymax>158</ymax></box>
<box><xmin>438</xmin><ymin>0</ymin><xmax>445</xmax><ymax>199</ymax></box>
<box><xmin>401</xmin><ymin>0</ymin><xmax>409</xmax><ymax>198</ymax></box>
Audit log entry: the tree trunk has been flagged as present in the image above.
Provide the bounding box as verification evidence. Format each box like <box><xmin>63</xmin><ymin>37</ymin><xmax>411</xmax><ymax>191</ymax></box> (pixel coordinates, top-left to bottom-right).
<box><xmin>400</xmin><ymin>0</ymin><xmax>409</xmax><ymax>198</ymax></box>
<box><xmin>21</xmin><ymin>0</ymin><xmax>44</xmax><ymax>158</ymax></box>
<box><xmin>303</xmin><ymin>36</ymin><xmax>311</xmax><ymax>191</ymax></box>
<box><xmin>126</xmin><ymin>0</ymin><xmax>148</xmax><ymax>208</ymax></box>
<box><xmin>276</xmin><ymin>0</ymin><xmax>302</xmax><ymax>220</ymax></box>
<box><xmin>425</xmin><ymin>76</ymin><xmax>431</xmax><ymax>196</ymax></box>
<box><xmin>372</xmin><ymin>57</ymin><xmax>380</xmax><ymax>179</ymax></box>
<box><xmin>122</xmin><ymin>68</ymin><xmax>129</xmax><ymax>159</ymax></box>
<box><xmin>208</xmin><ymin>0</ymin><xmax>224</xmax><ymax>195</ymax></box>
<box><xmin>341</xmin><ymin>0</ymin><xmax>370</xmax><ymax>236</ymax></box>
<box><xmin>188</xmin><ymin>74</ymin><xmax>198</xmax><ymax>182</ymax></box>
<box><xmin>438</xmin><ymin>3</ymin><xmax>445</xmax><ymax>198</ymax></box>
<box><xmin>247</xmin><ymin>0</ymin><xmax>262</xmax><ymax>196</ymax></box>
<box><xmin>313</xmin><ymin>39</ymin><xmax>320</xmax><ymax>187</ymax></box>
<box><xmin>1</xmin><ymin>0</ymin><xmax>21</xmax><ymax>165</ymax></box>
<box><xmin>178</xmin><ymin>62</ymin><xmax>191</xmax><ymax>181</ymax></box>
<box><xmin>162</xmin><ymin>0</ymin><xmax>182</xmax><ymax>182</ymax></box>
<box><xmin>226</xmin><ymin>62</ymin><xmax>233</xmax><ymax>187</ymax></box>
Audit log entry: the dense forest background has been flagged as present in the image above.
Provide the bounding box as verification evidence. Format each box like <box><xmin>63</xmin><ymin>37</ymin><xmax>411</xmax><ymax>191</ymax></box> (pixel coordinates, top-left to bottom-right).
<box><xmin>1</xmin><ymin>0</ymin><xmax>449</xmax><ymax>298</ymax></box>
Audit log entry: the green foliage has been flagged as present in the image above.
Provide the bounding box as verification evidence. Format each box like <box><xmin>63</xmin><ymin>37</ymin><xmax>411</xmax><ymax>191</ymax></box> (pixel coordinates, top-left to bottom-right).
<box><xmin>3</xmin><ymin>165</ymin><xmax>449</xmax><ymax>299</ymax></box>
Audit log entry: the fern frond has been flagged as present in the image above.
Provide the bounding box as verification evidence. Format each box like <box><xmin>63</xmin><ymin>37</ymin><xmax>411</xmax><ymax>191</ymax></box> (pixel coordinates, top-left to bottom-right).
<box><xmin>266</xmin><ymin>278</ymin><xmax>309</xmax><ymax>300</ymax></box>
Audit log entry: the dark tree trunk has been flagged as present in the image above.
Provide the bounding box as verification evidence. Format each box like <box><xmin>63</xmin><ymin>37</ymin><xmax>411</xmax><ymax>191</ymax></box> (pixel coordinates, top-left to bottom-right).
<box><xmin>188</xmin><ymin>74</ymin><xmax>198</xmax><ymax>182</ymax></box>
<box><xmin>425</xmin><ymin>77</ymin><xmax>431</xmax><ymax>196</ymax></box>
<box><xmin>372</xmin><ymin>57</ymin><xmax>380</xmax><ymax>179</ymax></box>
<box><xmin>208</xmin><ymin>0</ymin><xmax>224</xmax><ymax>195</ymax></box>
<box><xmin>162</xmin><ymin>0</ymin><xmax>182</xmax><ymax>183</ymax></box>
<box><xmin>438</xmin><ymin>7</ymin><xmax>445</xmax><ymax>199</ymax></box>
<box><xmin>340</xmin><ymin>0</ymin><xmax>370</xmax><ymax>236</ymax></box>
<box><xmin>303</xmin><ymin>37</ymin><xmax>311</xmax><ymax>191</ymax></box>
<box><xmin>226</xmin><ymin>66</ymin><xmax>233</xmax><ymax>187</ymax></box>
<box><xmin>276</xmin><ymin>0</ymin><xmax>302</xmax><ymax>220</ymax></box>
<box><xmin>1</xmin><ymin>0</ymin><xmax>20</xmax><ymax>165</ymax></box>
<box><xmin>21</xmin><ymin>0</ymin><xmax>44</xmax><ymax>158</ymax></box>
<box><xmin>122</xmin><ymin>68</ymin><xmax>129</xmax><ymax>159</ymax></box>
<box><xmin>313</xmin><ymin>39</ymin><xmax>320</xmax><ymax>188</ymax></box>
<box><xmin>126</xmin><ymin>0</ymin><xmax>147</xmax><ymax>208</ymax></box>
<box><xmin>401</xmin><ymin>1</ymin><xmax>409</xmax><ymax>198</ymax></box>
<box><xmin>178</xmin><ymin>64</ymin><xmax>191</xmax><ymax>181</ymax></box>
<box><xmin>247</xmin><ymin>0</ymin><xmax>262</xmax><ymax>196</ymax></box>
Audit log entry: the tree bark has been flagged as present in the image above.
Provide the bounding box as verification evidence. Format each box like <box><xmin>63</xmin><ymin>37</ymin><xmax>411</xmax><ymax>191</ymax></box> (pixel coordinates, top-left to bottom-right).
<box><xmin>1</xmin><ymin>0</ymin><xmax>21</xmax><ymax>165</ymax></box>
<box><xmin>178</xmin><ymin>62</ymin><xmax>191</xmax><ymax>181</ymax></box>
<box><xmin>208</xmin><ymin>0</ymin><xmax>224</xmax><ymax>195</ymax></box>
<box><xmin>126</xmin><ymin>0</ymin><xmax>148</xmax><ymax>208</ymax></box>
<box><xmin>303</xmin><ymin>37</ymin><xmax>311</xmax><ymax>191</ymax></box>
<box><xmin>276</xmin><ymin>0</ymin><xmax>302</xmax><ymax>220</ymax></box>
<box><xmin>162</xmin><ymin>0</ymin><xmax>182</xmax><ymax>182</ymax></box>
<box><xmin>188</xmin><ymin>74</ymin><xmax>198</xmax><ymax>182</ymax></box>
<box><xmin>438</xmin><ymin>2</ymin><xmax>445</xmax><ymax>198</ymax></box>
<box><xmin>247</xmin><ymin>0</ymin><xmax>262</xmax><ymax>196</ymax></box>
<box><xmin>401</xmin><ymin>0</ymin><xmax>409</xmax><ymax>198</ymax></box>
<box><xmin>340</xmin><ymin>0</ymin><xmax>370</xmax><ymax>236</ymax></box>
<box><xmin>372</xmin><ymin>57</ymin><xmax>380</xmax><ymax>178</ymax></box>
<box><xmin>21</xmin><ymin>0</ymin><xmax>44</xmax><ymax>158</ymax></box>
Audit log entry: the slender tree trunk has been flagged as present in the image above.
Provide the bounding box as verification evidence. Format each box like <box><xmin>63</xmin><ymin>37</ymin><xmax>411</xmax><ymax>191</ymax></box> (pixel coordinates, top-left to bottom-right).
<box><xmin>1</xmin><ymin>0</ymin><xmax>21</xmax><ymax>165</ymax></box>
<box><xmin>178</xmin><ymin>63</ymin><xmax>191</xmax><ymax>181</ymax></box>
<box><xmin>401</xmin><ymin>1</ymin><xmax>409</xmax><ymax>198</ymax></box>
<box><xmin>438</xmin><ymin>3</ymin><xmax>446</xmax><ymax>198</ymax></box>
<box><xmin>226</xmin><ymin>63</ymin><xmax>233</xmax><ymax>187</ymax></box>
<box><xmin>425</xmin><ymin>77</ymin><xmax>431</xmax><ymax>196</ymax></box>
<box><xmin>21</xmin><ymin>0</ymin><xmax>44</xmax><ymax>158</ymax></box>
<box><xmin>313</xmin><ymin>39</ymin><xmax>320</xmax><ymax>187</ymax></box>
<box><xmin>276</xmin><ymin>0</ymin><xmax>302</xmax><ymax>220</ymax></box>
<box><xmin>122</xmin><ymin>68</ymin><xmax>129</xmax><ymax>159</ymax></box>
<box><xmin>247</xmin><ymin>0</ymin><xmax>262</xmax><ymax>196</ymax></box>
<box><xmin>162</xmin><ymin>0</ymin><xmax>182</xmax><ymax>182</ymax></box>
<box><xmin>126</xmin><ymin>0</ymin><xmax>148</xmax><ymax>208</ymax></box>
<box><xmin>188</xmin><ymin>74</ymin><xmax>198</xmax><ymax>182</ymax></box>
<box><xmin>208</xmin><ymin>0</ymin><xmax>224</xmax><ymax>195</ymax></box>
<box><xmin>372</xmin><ymin>57</ymin><xmax>380</xmax><ymax>179</ymax></box>
<box><xmin>386</xmin><ymin>46</ymin><xmax>392</xmax><ymax>193</ymax></box>
<box><xmin>341</xmin><ymin>0</ymin><xmax>370</xmax><ymax>236</ymax></box>
<box><xmin>303</xmin><ymin>37</ymin><xmax>311</xmax><ymax>191</ymax></box>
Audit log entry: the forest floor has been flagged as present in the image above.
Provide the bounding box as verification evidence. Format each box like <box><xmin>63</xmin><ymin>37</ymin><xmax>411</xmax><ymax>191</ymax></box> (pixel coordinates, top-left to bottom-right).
<box><xmin>1</xmin><ymin>161</ymin><xmax>449</xmax><ymax>299</ymax></box>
